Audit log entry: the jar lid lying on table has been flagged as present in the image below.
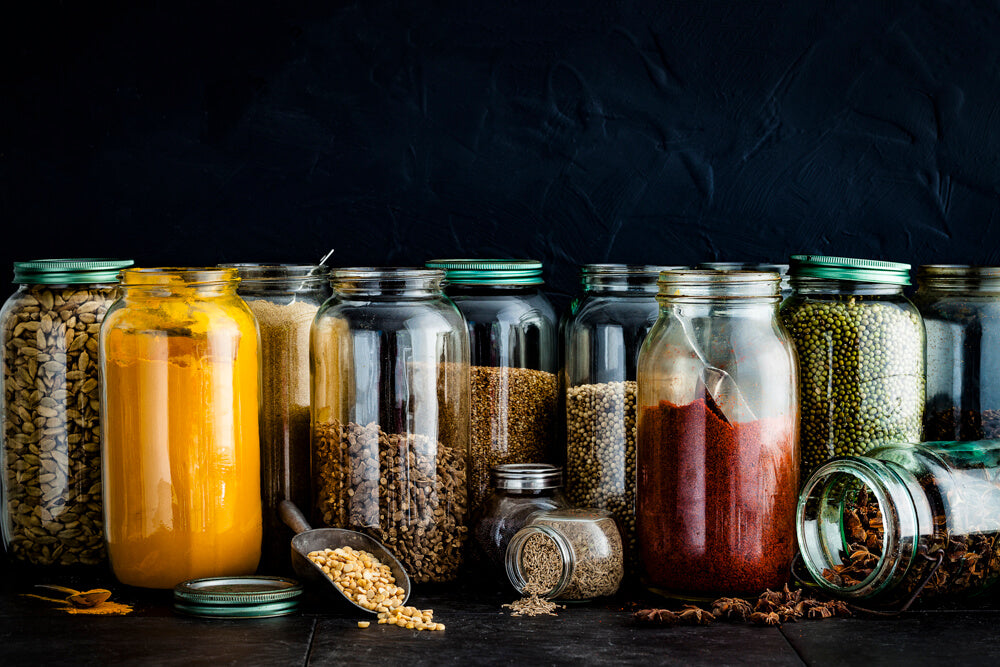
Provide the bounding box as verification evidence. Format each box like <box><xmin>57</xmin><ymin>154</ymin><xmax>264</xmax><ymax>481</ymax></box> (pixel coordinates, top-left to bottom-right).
<box><xmin>173</xmin><ymin>576</ymin><xmax>303</xmax><ymax>618</ymax></box>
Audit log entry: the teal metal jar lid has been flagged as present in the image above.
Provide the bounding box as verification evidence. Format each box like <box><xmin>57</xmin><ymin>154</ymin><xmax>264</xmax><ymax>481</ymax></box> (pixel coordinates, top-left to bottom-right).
<box><xmin>425</xmin><ymin>259</ymin><xmax>544</xmax><ymax>285</ymax></box>
<box><xmin>13</xmin><ymin>258</ymin><xmax>135</xmax><ymax>285</ymax></box>
<box><xmin>173</xmin><ymin>576</ymin><xmax>303</xmax><ymax>619</ymax></box>
<box><xmin>788</xmin><ymin>255</ymin><xmax>911</xmax><ymax>286</ymax></box>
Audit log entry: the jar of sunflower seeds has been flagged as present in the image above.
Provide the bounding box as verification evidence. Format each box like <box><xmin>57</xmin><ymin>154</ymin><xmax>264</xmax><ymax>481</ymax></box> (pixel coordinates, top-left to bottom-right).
<box><xmin>1</xmin><ymin>258</ymin><xmax>133</xmax><ymax>567</ymax></box>
<box><xmin>780</xmin><ymin>255</ymin><xmax>924</xmax><ymax>480</ymax></box>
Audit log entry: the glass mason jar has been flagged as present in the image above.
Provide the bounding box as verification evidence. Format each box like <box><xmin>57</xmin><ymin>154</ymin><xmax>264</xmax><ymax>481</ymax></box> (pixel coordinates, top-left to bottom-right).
<box><xmin>311</xmin><ymin>268</ymin><xmax>471</xmax><ymax>584</ymax></box>
<box><xmin>100</xmin><ymin>268</ymin><xmax>262</xmax><ymax>588</ymax></box>
<box><xmin>506</xmin><ymin>508</ymin><xmax>623</xmax><ymax>602</ymax></box>
<box><xmin>780</xmin><ymin>255</ymin><xmax>925</xmax><ymax>479</ymax></box>
<box><xmin>424</xmin><ymin>259</ymin><xmax>558</xmax><ymax>513</ymax></box>
<box><xmin>637</xmin><ymin>270</ymin><xmax>799</xmax><ymax>598</ymax></box>
<box><xmin>913</xmin><ymin>265</ymin><xmax>1000</xmax><ymax>441</ymax></box>
<box><xmin>1</xmin><ymin>259</ymin><xmax>133</xmax><ymax>567</ymax></box>
<box><xmin>562</xmin><ymin>264</ymin><xmax>684</xmax><ymax>575</ymax></box>
<box><xmin>220</xmin><ymin>263</ymin><xmax>330</xmax><ymax>573</ymax></box>
<box><xmin>798</xmin><ymin>439</ymin><xmax>1000</xmax><ymax>605</ymax></box>
<box><xmin>697</xmin><ymin>262</ymin><xmax>791</xmax><ymax>299</ymax></box>
<box><xmin>473</xmin><ymin>463</ymin><xmax>568</xmax><ymax>570</ymax></box>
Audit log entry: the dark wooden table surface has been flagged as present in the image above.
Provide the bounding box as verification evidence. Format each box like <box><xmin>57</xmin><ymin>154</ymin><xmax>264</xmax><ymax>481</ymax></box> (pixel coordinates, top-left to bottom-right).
<box><xmin>3</xmin><ymin>568</ymin><xmax>1000</xmax><ymax>666</ymax></box>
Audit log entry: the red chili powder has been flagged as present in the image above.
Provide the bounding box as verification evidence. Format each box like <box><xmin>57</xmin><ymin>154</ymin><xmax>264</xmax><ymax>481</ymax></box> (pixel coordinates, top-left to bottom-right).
<box><xmin>637</xmin><ymin>396</ymin><xmax>798</xmax><ymax>597</ymax></box>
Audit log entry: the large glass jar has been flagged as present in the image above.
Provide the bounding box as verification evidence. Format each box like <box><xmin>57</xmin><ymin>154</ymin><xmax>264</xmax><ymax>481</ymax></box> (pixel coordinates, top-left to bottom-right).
<box><xmin>780</xmin><ymin>255</ymin><xmax>925</xmax><ymax>479</ymax></box>
<box><xmin>637</xmin><ymin>270</ymin><xmax>799</xmax><ymax>598</ymax></box>
<box><xmin>220</xmin><ymin>263</ymin><xmax>330</xmax><ymax>573</ymax></box>
<box><xmin>425</xmin><ymin>259</ymin><xmax>558</xmax><ymax>513</ymax></box>
<box><xmin>562</xmin><ymin>264</ymin><xmax>683</xmax><ymax>575</ymax></box>
<box><xmin>311</xmin><ymin>268</ymin><xmax>470</xmax><ymax>584</ymax></box>
<box><xmin>913</xmin><ymin>265</ymin><xmax>1000</xmax><ymax>441</ymax></box>
<box><xmin>100</xmin><ymin>268</ymin><xmax>262</xmax><ymax>588</ymax></box>
<box><xmin>473</xmin><ymin>463</ymin><xmax>568</xmax><ymax>571</ymax></box>
<box><xmin>1</xmin><ymin>259</ymin><xmax>133</xmax><ymax>567</ymax></box>
<box><xmin>798</xmin><ymin>439</ymin><xmax>1000</xmax><ymax>605</ymax></box>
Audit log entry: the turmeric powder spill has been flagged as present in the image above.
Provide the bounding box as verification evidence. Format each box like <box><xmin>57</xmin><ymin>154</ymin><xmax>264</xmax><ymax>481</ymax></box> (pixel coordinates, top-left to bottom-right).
<box><xmin>21</xmin><ymin>593</ymin><xmax>133</xmax><ymax>615</ymax></box>
<box><xmin>100</xmin><ymin>269</ymin><xmax>262</xmax><ymax>589</ymax></box>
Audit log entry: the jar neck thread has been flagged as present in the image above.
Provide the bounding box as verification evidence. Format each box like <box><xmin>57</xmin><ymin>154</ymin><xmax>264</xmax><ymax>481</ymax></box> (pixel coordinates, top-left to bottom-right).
<box><xmin>332</xmin><ymin>268</ymin><xmax>445</xmax><ymax>297</ymax></box>
<box><xmin>789</xmin><ymin>275</ymin><xmax>904</xmax><ymax>296</ymax></box>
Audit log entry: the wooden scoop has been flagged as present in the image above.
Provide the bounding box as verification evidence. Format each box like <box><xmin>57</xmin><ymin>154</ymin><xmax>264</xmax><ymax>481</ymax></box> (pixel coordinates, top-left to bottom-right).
<box><xmin>35</xmin><ymin>585</ymin><xmax>112</xmax><ymax>608</ymax></box>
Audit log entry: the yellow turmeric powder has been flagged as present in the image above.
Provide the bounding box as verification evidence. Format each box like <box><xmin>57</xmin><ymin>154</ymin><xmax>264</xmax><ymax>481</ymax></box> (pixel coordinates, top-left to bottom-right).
<box><xmin>20</xmin><ymin>593</ymin><xmax>133</xmax><ymax>615</ymax></box>
<box><xmin>100</xmin><ymin>269</ymin><xmax>262</xmax><ymax>589</ymax></box>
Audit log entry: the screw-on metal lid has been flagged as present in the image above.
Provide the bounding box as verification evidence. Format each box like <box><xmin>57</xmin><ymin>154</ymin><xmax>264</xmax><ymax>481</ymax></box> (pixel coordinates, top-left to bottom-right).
<box><xmin>173</xmin><ymin>576</ymin><xmax>303</xmax><ymax>619</ymax></box>
<box><xmin>789</xmin><ymin>255</ymin><xmax>911</xmax><ymax>286</ymax></box>
<box><xmin>13</xmin><ymin>259</ymin><xmax>134</xmax><ymax>285</ymax></box>
<box><xmin>492</xmin><ymin>463</ymin><xmax>563</xmax><ymax>490</ymax></box>
<box><xmin>425</xmin><ymin>259</ymin><xmax>544</xmax><ymax>285</ymax></box>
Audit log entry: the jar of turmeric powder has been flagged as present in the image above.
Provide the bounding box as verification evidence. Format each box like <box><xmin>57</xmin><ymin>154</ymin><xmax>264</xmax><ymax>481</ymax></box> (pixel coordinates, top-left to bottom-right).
<box><xmin>99</xmin><ymin>268</ymin><xmax>262</xmax><ymax>589</ymax></box>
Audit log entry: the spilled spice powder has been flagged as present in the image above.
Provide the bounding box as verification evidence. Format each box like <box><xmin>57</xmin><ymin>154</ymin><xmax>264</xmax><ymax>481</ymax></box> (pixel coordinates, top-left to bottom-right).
<box><xmin>21</xmin><ymin>593</ymin><xmax>133</xmax><ymax>615</ymax></box>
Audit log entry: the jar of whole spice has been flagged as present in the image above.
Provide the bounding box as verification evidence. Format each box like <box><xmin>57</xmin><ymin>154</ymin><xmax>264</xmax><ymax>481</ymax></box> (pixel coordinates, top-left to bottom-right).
<box><xmin>100</xmin><ymin>268</ymin><xmax>262</xmax><ymax>588</ymax></box>
<box><xmin>220</xmin><ymin>263</ymin><xmax>330</xmax><ymax>573</ymax></box>
<box><xmin>424</xmin><ymin>259</ymin><xmax>558</xmax><ymax>514</ymax></box>
<box><xmin>1</xmin><ymin>258</ymin><xmax>133</xmax><ymax>567</ymax></box>
<box><xmin>474</xmin><ymin>463</ymin><xmax>568</xmax><ymax>571</ymax></box>
<box><xmin>913</xmin><ymin>265</ymin><xmax>1000</xmax><ymax>441</ymax></box>
<box><xmin>562</xmin><ymin>264</ymin><xmax>684</xmax><ymax>576</ymax></box>
<box><xmin>798</xmin><ymin>439</ymin><xmax>1000</xmax><ymax>605</ymax></box>
<box><xmin>311</xmin><ymin>268</ymin><xmax>471</xmax><ymax>584</ymax></box>
<box><xmin>506</xmin><ymin>508</ymin><xmax>623</xmax><ymax>602</ymax></box>
<box><xmin>637</xmin><ymin>270</ymin><xmax>799</xmax><ymax>598</ymax></box>
<box><xmin>780</xmin><ymin>256</ymin><xmax>924</xmax><ymax>478</ymax></box>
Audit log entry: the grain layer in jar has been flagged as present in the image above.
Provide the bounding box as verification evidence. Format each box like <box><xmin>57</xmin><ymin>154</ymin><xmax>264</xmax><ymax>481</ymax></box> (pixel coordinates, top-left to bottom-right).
<box><xmin>561</xmin><ymin>264</ymin><xmax>684</xmax><ymax>576</ymax></box>
<box><xmin>425</xmin><ymin>259</ymin><xmax>558</xmax><ymax>514</ymax></box>
<box><xmin>221</xmin><ymin>262</ymin><xmax>330</xmax><ymax>573</ymax></box>
<box><xmin>912</xmin><ymin>265</ymin><xmax>1000</xmax><ymax>441</ymax></box>
<box><xmin>780</xmin><ymin>256</ymin><xmax>924</xmax><ymax>479</ymax></box>
<box><xmin>506</xmin><ymin>508</ymin><xmax>624</xmax><ymax>602</ymax></box>
<box><xmin>311</xmin><ymin>268</ymin><xmax>471</xmax><ymax>584</ymax></box>
<box><xmin>1</xmin><ymin>258</ymin><xmax>133</xmax><ymax>567</ymax></box>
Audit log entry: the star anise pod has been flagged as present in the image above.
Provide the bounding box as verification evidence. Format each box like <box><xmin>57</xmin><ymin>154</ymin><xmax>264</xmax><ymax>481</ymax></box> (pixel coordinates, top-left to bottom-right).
<box><xmin>749</xmin><ymin>611</ymin><xmax>781</xmax><ymax>626</ymax></box>
<box><xmin>711</xmin><ymin>597</ymin><xmax>753</xmax><ymax>621</ymax></box>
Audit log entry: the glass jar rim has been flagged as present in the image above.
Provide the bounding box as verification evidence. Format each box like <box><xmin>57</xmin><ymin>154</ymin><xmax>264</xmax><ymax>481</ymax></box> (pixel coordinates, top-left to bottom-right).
<box><xmin>505</xmin><ymin>524</ymin><xmax>575</xmax><ymax>599</ymax></box>
<box><xmin>120</xmin><ymin>267</ymin><xmax>239</xmax><ymax>286</ymax></box>
<box><xmin>657</xmin><ymin>269</ymin><xmax>780</xmax><ymax>300</ymax></box>
<box><xmin>219</xmin><ymin>263</ymin><xmax>329</xmax><ymax>283</ymax></box>
<box><xmin>333</xmin><ymin>267</ymin><xmax>444</xmax><ymax>281</ymax></box>
<box><xmin>582</xmin><ymin>264</ymin><xmax>687</xmax><ymax>276</ymax></box>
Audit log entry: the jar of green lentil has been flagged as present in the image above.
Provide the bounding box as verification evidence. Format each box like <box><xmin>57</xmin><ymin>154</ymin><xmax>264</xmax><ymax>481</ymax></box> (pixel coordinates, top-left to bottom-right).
<box><xmin>780</xmin><ymin>255</ymin><xmax>924</xmax><ymax>479</ymax></box>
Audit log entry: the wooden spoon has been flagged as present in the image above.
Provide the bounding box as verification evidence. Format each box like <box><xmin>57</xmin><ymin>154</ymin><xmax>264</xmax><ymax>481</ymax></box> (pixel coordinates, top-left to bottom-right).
<box><xmin>35</xmin><ymin>585</ymin><xmax>112</xmax><ymax>608</ymax></box>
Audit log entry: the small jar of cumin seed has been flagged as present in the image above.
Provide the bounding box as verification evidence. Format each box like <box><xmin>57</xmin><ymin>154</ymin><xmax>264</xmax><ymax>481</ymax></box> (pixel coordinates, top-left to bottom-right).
<box><xmin>1</xmin><ymin>258</ymin><xmax>133</xmax><ymax>567</ymax></box>
<box><xmin>505</xmin><ymin>508</ymin><xmax>623</xmax><ymax>602</ymax></box>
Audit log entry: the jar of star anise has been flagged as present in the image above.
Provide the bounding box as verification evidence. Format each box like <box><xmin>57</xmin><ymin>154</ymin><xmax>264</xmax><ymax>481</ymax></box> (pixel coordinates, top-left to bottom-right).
<box><xmin>798</xmin><ymin>439</ymin><xmax>1000</xmax><ymax>605</ymax></box>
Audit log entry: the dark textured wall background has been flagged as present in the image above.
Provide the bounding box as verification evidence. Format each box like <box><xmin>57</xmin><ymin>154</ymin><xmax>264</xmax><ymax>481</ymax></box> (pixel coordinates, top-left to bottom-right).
<box><xmin>3</xmin><ymin>1</ymin><xmax>999</xmax><ymax>304</ymax></box>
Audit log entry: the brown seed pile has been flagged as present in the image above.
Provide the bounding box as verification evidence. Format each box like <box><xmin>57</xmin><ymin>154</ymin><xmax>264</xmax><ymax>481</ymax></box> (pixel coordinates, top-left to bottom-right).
<box><xmin>634</xmin><ymin>585</ymin><xmax>853</xmax><ymax>627</ymax></box>
<box><xmin>470</xmin><ymin>366</ymin><xmax>558</xmax><ymax>511</ymax></box>
<box><xmin>307</xmin><ymin>546</ymin><xmax>406</xmax><ymax>612</ymax></box>
<box><xmin>502</xmin><ymin>581</ymin><xmax>565</xmax><ymax>617</ymax></box>
<box><xmin>314</xmin><ymin>420</ymin><xmax>469</xmax><ymax>583</ymax></box>
<box><xmin>517</xmin><ymin>512</ymin><xmax>624</xmax><ymax>600</ymax></box>
<box><xmin>565</xmin><ymin>380</ymin><xmax>638</xmax><ymax>571</ymax></box>
<box><xmin>2</xmin><ymin>285</ymin><xmax>116</xmax><ymax>566</ymax></box>
<box><xmin>307</xmin><ymin>546</ymin><xmax>445</xmax><ymax>631</ymax></box>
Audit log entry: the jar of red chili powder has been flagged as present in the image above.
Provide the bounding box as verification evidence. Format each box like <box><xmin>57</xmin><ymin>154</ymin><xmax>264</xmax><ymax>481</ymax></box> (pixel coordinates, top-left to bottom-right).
<box><xmin>636</xmin><ymin>270</ymin><xmax>800</xmax><ymax>599</ymax></box>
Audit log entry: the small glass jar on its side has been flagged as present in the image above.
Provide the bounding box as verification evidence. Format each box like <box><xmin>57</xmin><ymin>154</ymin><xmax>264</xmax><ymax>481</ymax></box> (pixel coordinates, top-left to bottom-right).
<box><xmin>798</xmin><ymin>439</ymin><xmax>1000</xmax><ymax>605</ymax></box>
<box><xmin>425</xmin><ymin>259</ymin><xmax>558</xmax><ymax>513</ymax></box>
<box><xmin>474</xmin><ymin>464</ymin><xmax>568</xmax><ymax>570</ymax></box>
<box><xmin>220</xmin><ymin>263</ymin><xmax>331</xmax><ymax>573</ymax></box>
<box><xmin>781</xmin><ymin>255</ymin><xmax>924</xmax><ymax>479</ymax></box>
<box><xmin>1</xmin><ymin>258</ymin><xmax>133</xmax><ymax>568</ymax></box>
<box><xmin>506</xmin><ymin>508</ymin><xmax>623</xmax><ymax>602</ymax></box>
<box><xmin>913</xmin><ymin>265</ymin><xmax>1000</xmax><ymax>441</ymax></box>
